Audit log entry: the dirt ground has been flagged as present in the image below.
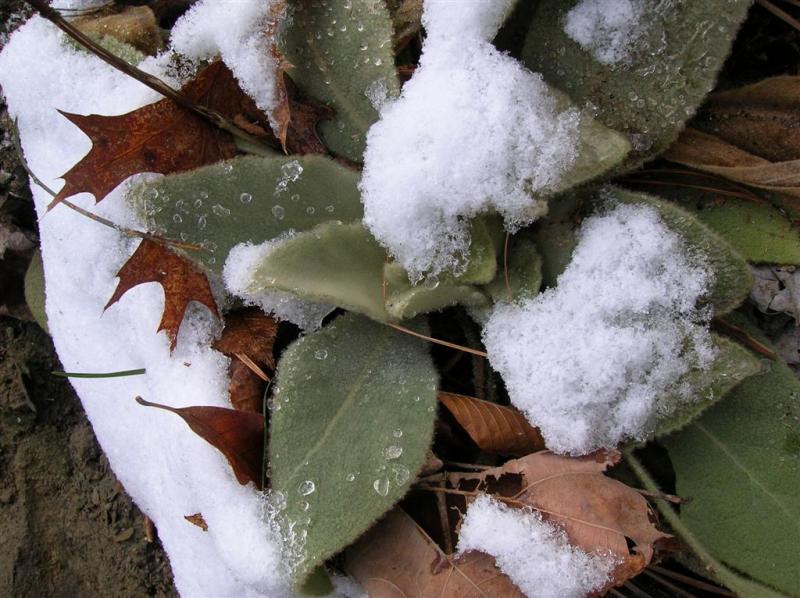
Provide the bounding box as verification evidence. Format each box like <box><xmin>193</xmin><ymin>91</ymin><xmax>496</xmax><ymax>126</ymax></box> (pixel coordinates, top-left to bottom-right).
<box><xmin>0</xmin><ymin>3</ymin><xmax>176</xmax><ymax>595</ymax></box>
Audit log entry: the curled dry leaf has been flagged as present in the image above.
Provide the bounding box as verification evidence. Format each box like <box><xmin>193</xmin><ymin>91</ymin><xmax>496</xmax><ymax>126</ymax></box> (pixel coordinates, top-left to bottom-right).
<box><xmin>184</xmin><ymin>513</ymin><xmax>208</xmax><ymax>532</ymax></box>
<box><xmin>50</xmin><ymin>60</ymin><xmax>268</xmax><ymax>209</ymax></box>
<box><xmin>213</xmin><ymin>308</ymin><xmax>278</xmax><ymax>412</ymax></box>
<box><xmin>105</xmin><ymin>239</ymin><xmax>219</xmax><ymax>351</ymax></box>
<box><xmin>446</xmin><ymin>450</ymin><xmax>674</xmax><ymax>591</ymax></box>
<box><xmin>345</xmin><ymin>508</ymin><xmax>525</xmax><ymax>598</ymax></box>
<box><xmin>135</xmin><ymin>397</ymin><xmax>265</xmax><ymax>489</ymax></box>
<box><xmin>439</xmin><ymin>392</ymin><xmax>545</xmax><ymax>456</ymax></box>
<box><xmin>73</xmin><ymin>5</ymin><xmax>164</xmax><ymax>55</ymax></box>
<box><xmin>664</xmin><ymin>76</ymin><xmax>800</xmax><ymax>216</ymax></box>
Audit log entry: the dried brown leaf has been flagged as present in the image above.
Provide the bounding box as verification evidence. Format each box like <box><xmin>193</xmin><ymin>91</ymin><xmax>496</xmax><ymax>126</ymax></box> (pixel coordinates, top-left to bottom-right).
<box><xmin>439</xmin><ymin>392</ymin><xmax>545</xmax><ymax>456</ymax></box>
<box><xmin>184</xmin><ymin>513</ymin><xmax>209</xmax><ymax>531</ymax></box>
<box><xmin>213</xmin><ymin>308</ymin><xmax>279</xmax><ymax>369</ymax></box>
<box><xmin>345</xmin><ymin>508</ymin><xmax>525</xmax><ymax>598</ymax></box>
<box><xmin>447</xmin><ymin>450</ymin><xmax>674</xmax><ymax>592</ymax></box>
<box><xmin>51</xmin><ymin>61</ymin><xmax>268</xmax><ymax>208</ymax></box>
<box><xmin>136</xmin><ymin>397</ymin><xmax>265</xmax><ymax>488</ymax></box>
<box><xmin>73</xmin><ymin>6</ymin><xmax>163</xmax><ymax>55</ymax></box>
<box><xmin>105</xmin><ymin>239</ymin><xmax>219</xmax><ymax>351</ymax></box>
<box><xmin>227</xmin><ymin>359</ymin><xmax>266</xmax><ymax>414</ymax></box>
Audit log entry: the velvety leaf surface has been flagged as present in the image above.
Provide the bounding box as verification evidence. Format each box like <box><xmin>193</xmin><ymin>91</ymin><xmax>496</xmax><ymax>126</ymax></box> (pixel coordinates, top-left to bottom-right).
<box><xmin>52</xmin><ymin>61</ymin><xmax>266</xmax><ymax>208</ymax></box>
<box><xmin>345</xmin><ymin>508</ymin><xmax>525</xmax><ymax>597</ymax></box>
<box><xmin>278</xmin><ymin>0</ymin><xmax>400</xmax><ymax>162</ymax></box>
<box><xmin>136</xmin><ymin>397</ymin><xmax>265</xmax><ymax>488</ymax></box>
<box><xmin>521</xmin><ymin>0</ymin><xmax>751</xmax><ymax>168</ymax></box>
<box><xmin>104</xmin><ymin>239</ymin><xmax>219</xmax><ymax>351</ymax></box>
<box><xmin>654</xmin><ymin>334</ymin><xmax>762</xmax><ymax>437</ymax></box>
<box><xmin>439</xmin><ymin>392</ymin><xmax>545</xmax><ymax>456</ymax></box>
<box><xmin>268</xmin><ymin>313</ymin><xmax>438</xmax><ymax>585</ymax></box>
<box><xmin>248</xmin><ymin>222</ymin><xmax>388</xmax><ymax>321</ymax></box>
<box><xmin>485</xmin><ymin>235</ymin><xmax>542</xmax><ymax>304</ymax></box>
<box><xmin>650</xmin><ymin>183</ymin><xmax>800</xmax><ymax>265</ymax></box>
<box><xmin>24</xmin><ymin>249</ymin><xmax>48</xmax><ymax>333</ymax></box>
<box><xmin>128</xmin><ymin>154</ymin><xmax>362</xmax><ymax>274</ymax></box>
<box><xmin>663</xmin><ymin>318</ymin><xmax>800</xmax><ymax>597</ymax></box>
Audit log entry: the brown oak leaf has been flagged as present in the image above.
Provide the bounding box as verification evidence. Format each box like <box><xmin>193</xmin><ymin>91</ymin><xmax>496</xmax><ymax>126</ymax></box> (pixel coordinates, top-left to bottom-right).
<box><xmin>136</xmin><ymin>396</ymin><xmax>265</xmax><ymax>488</ymax></box>
<box><xmin>439</xmin><ymin>392</ymin><xmax>545</xmax><ymax>456</ymax></box>
<box><xmin>346</xmin><ymin>508</ymin><xmax>525</xmax><ymax>598</ymax></box>
<box><xmin>184</xmin><ymin>513</ymin><xmax>209</xmax><ymax>531</ymax></box>
<box><xmin>51</xmin><ymin>60</ymin><xmax>269</xmax><ymax>209</ymax></box>
<box><xmin>105</xmin><ymin>239</ymin><xmax>219</xmax><ymax>351</ymax></box>
<box><xmin>446</xmin><ymin>450</ymin><xmax>675</xmax><ymax>593</ymax></box>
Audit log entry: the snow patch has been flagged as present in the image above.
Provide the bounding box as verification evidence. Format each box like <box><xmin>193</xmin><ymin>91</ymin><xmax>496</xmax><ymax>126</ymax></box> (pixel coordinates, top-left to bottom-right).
<box><xmin>223</xmin><ymin>240</ymin><xmax>332</xmax><ymax>331</ymax></box>
<box><xmin>169</xmin><ymin>0</ymin><xmax>284</xmax><ymax>128</ymax></box>
<box><xmin>564</xmin><ymin>0</ymin><xmax>646</xmax><ymax>65</ymax></box>
<box><xmin>361</xmin><ymin>0</ymin><xmax>581</xmax><ymax>280</ymax></box>
<box><xmin>483</xmin><ymin>203</ymin><xmax>716</xmax><ymax>454</ymax></box>
<box><xmin>0</xmin><ymin>17</ymin><xmax>291</xmax><ymax>597</ymax></box>
<box><xmin>457</xmin><ymin>495</ymin><xmax>616</xmax><ymax>598</ymax></box>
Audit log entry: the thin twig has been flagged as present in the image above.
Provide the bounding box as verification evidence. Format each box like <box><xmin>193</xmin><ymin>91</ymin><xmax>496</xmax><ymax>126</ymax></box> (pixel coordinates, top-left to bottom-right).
<box><xmin>757</xmin><ymin>0</ymin><xmax>800</xmax><ymax>31</ymax></box>
<box><xmin>25</xmin><ymin>0</ymin><xmax>271</xmax><ymax>150</ymax></box>
<box><xmin>650</xmin><ymin>565</ymin><xmax>736</xmax><ymax>596</ymax></box>
<box><xmin>712</xmin><ymin>317</ymin><xmax>777</xmax><ymax>360</ymax></box>
<box><xmin>235</xmin><ymin>352</ymin><xmax>271</xmax><ymax>382</ymax></box>
<box><xmin>12</xmin><ymin>119</ymin><xmax>203</xmax><ymax>251</ymax></box>
<box><xmin>436</xmin><ymin>481</ymin><xmax>455</xmax><ymax>555</ymax></box>
<box><xmin>387</xmin><ymin>322</ymin><xmax>489</xmax><ymax>358</ymax></box>
<box><xmin>642</xmin><ymin>569</ymin><xmax>698</xmax><ymax>598</ymax></box>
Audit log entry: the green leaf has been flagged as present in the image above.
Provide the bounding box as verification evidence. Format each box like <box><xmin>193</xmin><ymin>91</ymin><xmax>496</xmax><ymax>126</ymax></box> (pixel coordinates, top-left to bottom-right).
<box><xmin>385</xmin><ymin>282</ymin><xmax>490</xmax><ymax>320</ymax></box>
<box><xmin>521</xmin><ymin>0</ymin><xmax>751</xmax><ymax>168</ymax></box>
<box><xmin>609</xmin><ymin>186</ymin><xmax>752</xmax><ymax>315</ymax></box>
<box><xmin>127</xmin><ymin>155</ymin><xmax>362</xmax><ymax>274</ymax></box>
<box><xmin>532</xmin><ymin>221</ymin><xmax>578</xmax><ymax>289</ymax></box>
<box><xmin>268</xmin><ymin>313</ymin><xmax>438</xmax><ymax>586</ymax></box>
<box><xmin>24</xmin><ymin>249</ymin><xmax>48</xmax><ymax>333</ymax></box>
<box><xmin>246</xmin><ymin>222</ymin><xmax>388</xmax><ymax>321</ymax></box>
<box><xmin>663</xmin><ymin>190</ymin><xmax>800</xmax><ymax>265</ymax></box>
<box><xmin>484</xmin><ymin>235</ymin><xmax>542</xmax><ymax>303</ymax></box>
<box><xmin>654</xmin><ymin>334</ymin><xmax>762</xmax><ymax>437</ymax></box>
<box><xmin>662</xmin><ymin>317</ymin><xmax>800</xmax><ymax>597</ymax></box>
<box><xmin>279</xmin><ymin>0</ymin><xmax>400</xmax><ymax>162</ymax></box>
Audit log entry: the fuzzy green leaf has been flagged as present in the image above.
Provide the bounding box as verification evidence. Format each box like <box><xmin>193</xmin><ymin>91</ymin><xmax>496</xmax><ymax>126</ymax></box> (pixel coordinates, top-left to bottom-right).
<box><xmin>609</xmin><ymin>187</ymin><xmax>752</xmax><ymax>315</ymax></box>
<box><xmin>661</xmin><ymin>189</ymin><xmax>800</xmax><ymax>265</ymax></box>
<box><xmin>485</xmin><ymin>235</ymin><xmax>542</xmax><ymax>303</ymax></box>
<box><xmin>663</xmin><ymin>317</ymin><xmax>800</xmax><ymax>597</ymax></box>
<box><xmin>655</xmin><ymin>334</ymin><xmax>762</xmax><ymax>437</ymax></box>
<box><xmin>279</xmin><ymin>0</ymin><xmax>400</xmax><ymax>162</ymax></box>
<box><xmin>127</xmin><ymin>155</ymin><xmax>362</xmax><ymax>274</ymax></box>
<box><xmin>521</xmin><ymin>0</ymin><xmax>751</xmax><ymax>168</ymax></box>
<box><xmin>532</xmin><ymin>221</ymin><xmax>578</xmax><ymax>290</ymax></box>
<box><xmin>24</xmin><ymin>249</ymin><xmax>48</xmax><ymax>333</ymax></box>
<box><xmin>246</xmin><ymin>222</ymin><xmax>388</xmax><ymax>321</ymax></box>
<box><xmin>268</xmin><ymin>313</ymin><xmax>438</xmax><ymax>586</ymax></box>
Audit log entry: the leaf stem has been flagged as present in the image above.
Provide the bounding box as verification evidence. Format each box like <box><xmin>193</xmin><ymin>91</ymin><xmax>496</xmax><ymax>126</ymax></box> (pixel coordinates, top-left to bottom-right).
<box><xmin>53</xmin><ymin>368</ymin><xmax>146</xmax><ymax>378</ymax></box>
<box><xmin>24</xmin><ymin>0</ymin><xmax>271</xmax><ymax>150</ymax></box>
<box><xmin>386</xmin><ymin>322</ymin><xmax>488</xmax><ymax>358</ymax></box>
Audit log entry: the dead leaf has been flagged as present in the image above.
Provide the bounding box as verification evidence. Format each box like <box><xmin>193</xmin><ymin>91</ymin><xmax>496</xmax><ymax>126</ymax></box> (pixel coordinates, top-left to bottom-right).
<box><xmin>345</xmin><ymin>508</ymin><xmax>525</xmax><ymax>598</ymax></box>
<box><xmin>446</xmin><ymin>450</ymin><xmax>674</xmax><ymax>591</ymax></box>
<box><xmin>105</xmin><ymin>239</ymin><xmax>219</xmax><ymax>351</ymax></box>
<box><xmin>136</xmin><ymin>396</ymin><xmax>265</xmax><ymax>488</ymax></box>
<box><xmin>213</xmin><ymin>308</ymin><xmax>279</xmax><ymax>370</ymax></box>
<box><xmin>439</xmin><ymin>392</ymin><xmax>545</xmax><ymax>456</ymax></box>
<box><xmin>227</xmin><ymin>359</ymin><xmax>266</xmax><ymax>413</ymax></box>
<box><xmin>73</xmin><ymin>5</ymin><xmax>163</xmax><ymax>55</ymax></box>
<box><xmin>281</xmin><ymin>76</ymin><xmax>334</xmax><ymax>155</ymax></box>
<box><xmin>51</xmin><ymin>60</ymin><xmax>269</xmax><ymax>209</ymax></box>
<box><xmin>750</xmin><ymin>265</ymin><xmax>800</xmax><ymax>321</ymax></box>
<box><xmin>664</xmin><ymin>77</ymin><xmax>800</xmax><ymax>215</ymax></box>
<box><xmin>184</xmin><ymin>513</ymin><xmax>209</xmax><ymax>531</ymax></box>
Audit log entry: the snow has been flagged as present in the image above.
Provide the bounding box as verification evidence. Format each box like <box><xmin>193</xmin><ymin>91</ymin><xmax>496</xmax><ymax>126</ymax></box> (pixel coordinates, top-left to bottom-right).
<box><xmin>361</xmin><ymin>0</ymin><xmax>582</xmax><ymax>280</ymax></box>
<box><xmin>169</xmin><ymin>0</ymin><xmax>284</xmax><ymax>129</ymax></box>
<box><xmin>482</xmin><ymin>203</ymin><xmax>716</xmax><ymax>455</ymax></box>
<box><xmin>564</xmin><ymin>0</ymin><xmax>645</xmax><ymax>65</ymax></box>
<box><xmin>457</xmin><ymin>495</ymin><xmax>616</xmax><ymax>598</ymax></box>
<box><xmin>224</xmin><ymin>240</ymin><xmax>332</xmax><ymax>331</ymax></box>
<box><xmin>0</xmin><ymin>16</ymin><xmax>291</xmax><ymax>597</ymax></box>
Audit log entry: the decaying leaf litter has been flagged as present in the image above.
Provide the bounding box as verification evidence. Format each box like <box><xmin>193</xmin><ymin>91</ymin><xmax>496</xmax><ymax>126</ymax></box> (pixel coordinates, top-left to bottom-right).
<box><xmin>1</xmin><ymin>0</ymin><xmax>799</xmax><ymax>596</ymax></box>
